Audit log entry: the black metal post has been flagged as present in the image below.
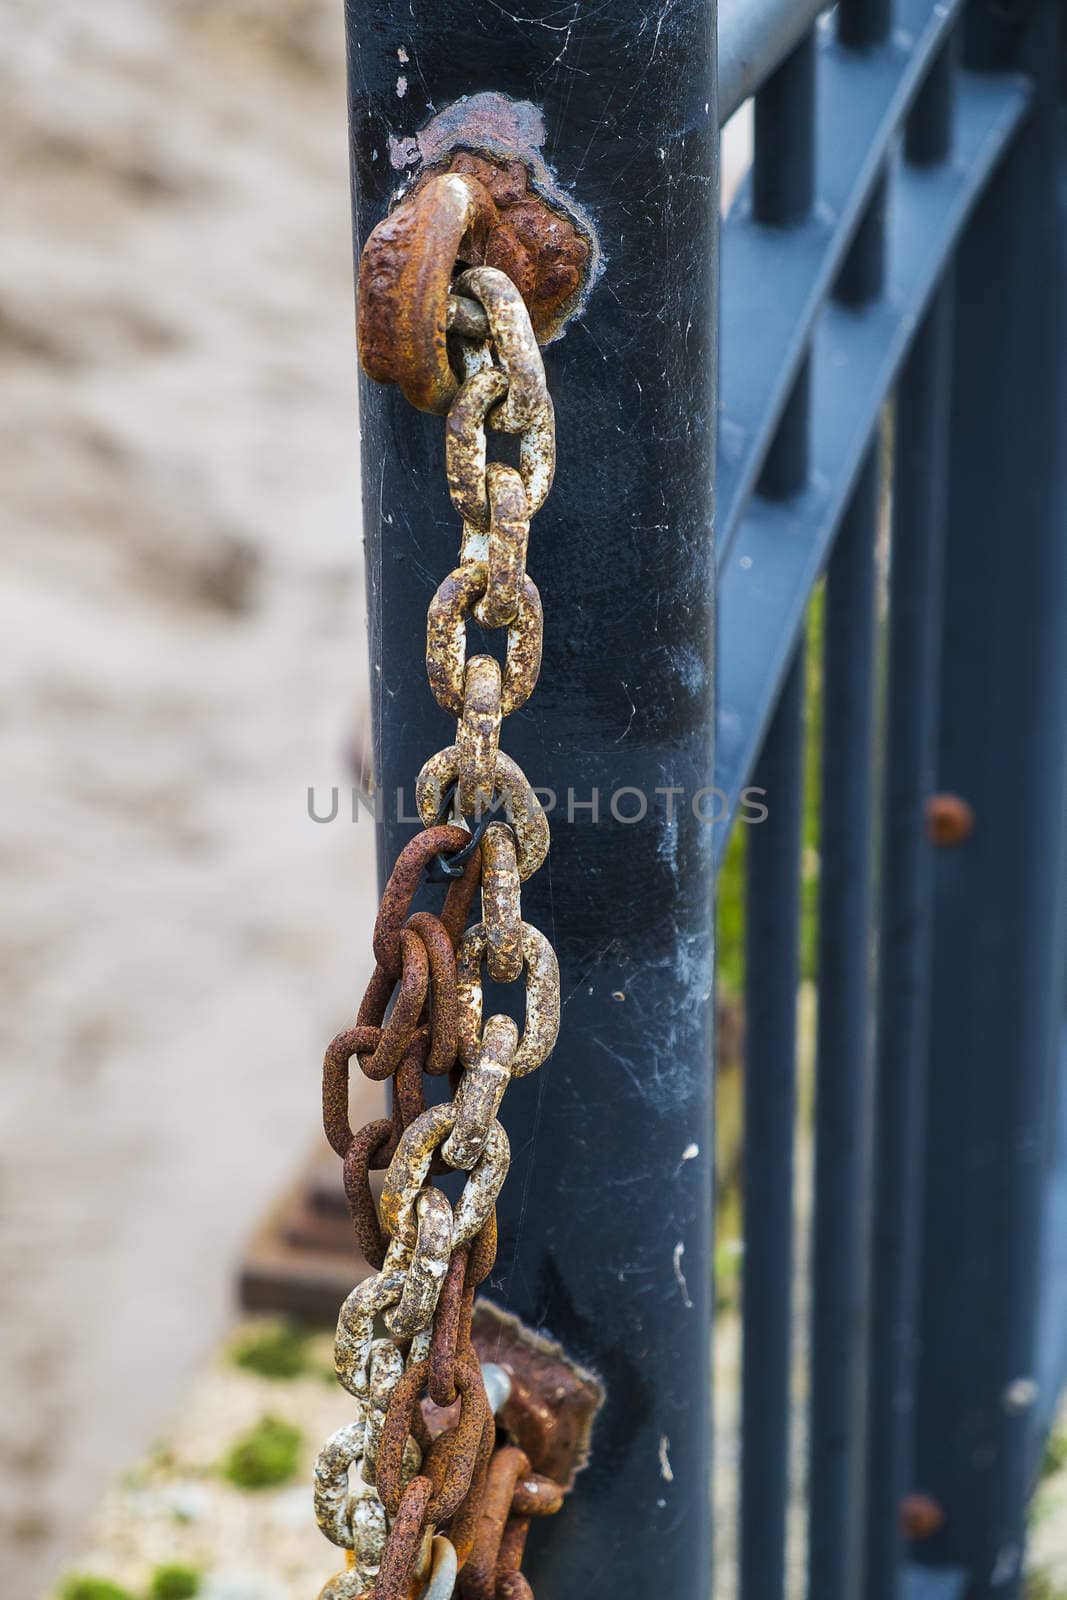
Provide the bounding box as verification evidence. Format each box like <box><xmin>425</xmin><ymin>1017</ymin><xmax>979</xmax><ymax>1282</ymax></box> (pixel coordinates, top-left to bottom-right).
<box><xmin>345</xmin><ymin>7</ymin><xmax>718</xmax><ymax>1598</ymax></box>
<box><xmin>740</xmin><ymin>31</ymin><xmax>814</xmax><ymax>1600</ymax></box>
<box><xmin>862</xmin><ymin>33</ymin><xmax>957</xmax><ymax>1594</ymax></box>
<box><xmin>863</xmin><ymin>276</ymin><xmax>954</xmax><ymax>1600</ymax></box>
<box><xmin>809</xmin><ymin>439</ymin><xmax>881</xmax><ymax>1600</ymax></box>
<box><xmin>807</xmin><ymin>147</ymin><xmax>888</xmax><ymax>1600</ymax></box>
<box><xmin>914</xmin><ymin>2</ymin><xmax>1067</xmax><ymax>1595</ymax></box>
<box><xmin>741</xmin><ymin>646</ymin><xmax>805</xmax><ymax>1600</ymax></box>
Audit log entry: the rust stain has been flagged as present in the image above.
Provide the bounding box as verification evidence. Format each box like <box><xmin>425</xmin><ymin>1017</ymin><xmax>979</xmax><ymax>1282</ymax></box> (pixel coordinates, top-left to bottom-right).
<box><xmin>899</xmin><ymin>1492</ymin><xmax>946</xmax><ymax>1540</ymax></box>
<box><xmin>470</xmin><ymin>1300</ymin><xmax>604</xmax><ymax>1491</ymax></box>
<box><xmin>416</xmin><ymin>152</ymin><xmax>592</xmax><ymax>344</ymax></box>
<box><xmin>926</xmin><ymin>792</ymin><xmax>976</xmax><ymax>847</ymax></box>
<box><xmin>361</xmin><ymin>94</ymin><xmax>601</xmax><ymax>412</ymax></box>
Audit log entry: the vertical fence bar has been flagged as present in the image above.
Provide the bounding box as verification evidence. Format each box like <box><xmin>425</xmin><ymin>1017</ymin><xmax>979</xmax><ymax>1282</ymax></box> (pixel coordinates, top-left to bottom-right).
<box><xmin>863</xmin><ymin>274</ymin><xmax>954</xmax><ymax>1600</ymax></box>
<box><xmin>837</xmin><ymin>0</ymin><xmax>893</xmax><ymax>51</ymax></box>
<box><xmin>863</xmin><ymin>35</ymin><xmax>957</xmax><ymax>1598</ymax></box>
<box><xmin>740</xmin><ymin>30</ymin><xmax>815</xmax><ymax>1600</ymax></box>
<box><xmin>914</xmin><ymin>2</ymin><xmax>1067</xmax><ymax>1595</ymax></box>
<box><xmin>753</xmin><ymin>30</ymin><xmax>815</xmax><ymax>506</ymax></box>
<box><xmin>809</xmin><ymin>435</ymin><xmax>881</xmax><ymax>1600</ymax></box>
<box><xmin>742</xmin><ymin>648</ymin><xmax>806</xmax><ymax>1600</ymax></box>
<box><xmin>345</xmin><ymin>6</ymin><xmax>719</xmax><ymax>1599</ymax></box>
<box><xmin>809</xmin><ymin>442</ymin><xmax>880</xmax><ymax>1600</ymax></box>
<box><xmin>753</xmin><ymin>30</ymin><xmax>816</xmax><ymax>227</ymax></box>
<box><xmin>904</xmin><ymin>24</ymin><xmax>956</xmax><ymax>168</ymax></box>
<box><xmin>834</xmin><ymin>170</ymin><xmax>888</xmax><ymax>308</ymax></box>
<box><xmin>807</xmin><ymin>87</ymin><xmax>888</xmax><ymax>1579</ymax></box>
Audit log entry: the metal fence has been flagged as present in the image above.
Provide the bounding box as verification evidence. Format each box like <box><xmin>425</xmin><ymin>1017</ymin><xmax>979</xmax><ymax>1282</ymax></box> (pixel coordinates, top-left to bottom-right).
<box><xmin>347</xmin><ymin>2</ymin><xmax>1067</xmax><ymax>1598</ymax></box>
<box><xmin>719</xmin><ymin>4</ymin><xmax>1067</xmax><ymax>1598</ymax></box>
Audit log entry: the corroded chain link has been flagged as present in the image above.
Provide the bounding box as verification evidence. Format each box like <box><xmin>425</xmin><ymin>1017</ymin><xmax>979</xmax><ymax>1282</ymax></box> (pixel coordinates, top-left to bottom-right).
<box><xmin>316</xmin><ymin>171</ymin><xmax>566</xmax><ymax>1600</ymax></box>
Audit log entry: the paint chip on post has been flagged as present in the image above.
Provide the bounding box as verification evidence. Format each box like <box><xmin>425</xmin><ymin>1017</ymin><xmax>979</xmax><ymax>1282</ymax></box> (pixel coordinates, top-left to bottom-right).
<box><xmin>1002</xmin><ymin>1376</ymin><xmax>1038</xmax><ymax>1414</ymax></box>
<box><xmin>659</xmin><ymin>1435</ymin><xmax>674</xmax><ymax>1483</ymax></box>
<box><xmin>673</xmin><ymin>1242</ymin><xmax>693</xmax><ymax>1309</ymax></box>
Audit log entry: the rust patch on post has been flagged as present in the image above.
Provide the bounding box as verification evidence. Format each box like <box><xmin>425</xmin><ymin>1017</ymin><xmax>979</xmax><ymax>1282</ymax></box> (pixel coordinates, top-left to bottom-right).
<box><xmin>470</xmin><ymin>1300</ymin><xmax>604</xmax><ymax>1490</ymax></box>
<box><xmin>384</xmin><ymin>92</ymin><xmax>601</xmax><ymax>347</ymax></box>
<box><xmin>925</xmin><ymin>792</ymin><xmax>976</xmax><ymax>847</ymax></box>
<box><xmin>415</xmin><ymin>152</ymin><xmax>592</xmax><ymax>344</ymax></box>
<box><xmin>899</xmin><ymin>1493</ymin><xmax>946</xmax><ymax>1540</ymax></box>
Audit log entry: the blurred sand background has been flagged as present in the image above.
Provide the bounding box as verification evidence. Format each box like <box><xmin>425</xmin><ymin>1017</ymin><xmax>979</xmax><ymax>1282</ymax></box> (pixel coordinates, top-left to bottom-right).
<box><xmin>0</xmin><ymin>3</ymin><xmax>384</xmax><ymax>1593</ymax></box>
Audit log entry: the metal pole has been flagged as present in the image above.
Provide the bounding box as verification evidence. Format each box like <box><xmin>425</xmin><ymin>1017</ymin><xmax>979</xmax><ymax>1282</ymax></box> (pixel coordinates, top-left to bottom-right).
<box><xmin>345</xmin><ymin>7</ymin><xmax>718</xmax><ymax>1598</ymax></box>
<box><xmin>863</xmin><ymin>273</ymin><xmax>954</xmax><ymax>1600</ymax></box>
<box><xmin>740</xmin><ymin>32</ymin><xmax>814</xmax><ymax>1600</ymax></box>
<box><xmin>914</xmin><ymin>2</ymin><xmax>1067</xmax><ymax>1594</ymax></box>
<box><xmin>862</xmin><ymin>33</ymin><xmax>958</xmax><ymax>1593</ymax></box>
<box><xmin>718</xmin><ymin>0</ymin><xmax>826</xmax><ymax>124</ymax></box>
<box><xmin>742</xmin><ymin>646</ymin><xmax>805</xmax><ymax>1600</ymax></box>
<box><xmin>809</xmin><ymin>439</ymin><xmax>881</xmax><ymax>1600</ymax></box>
<box><xmin>808</xmin><ymin>91</ymin><xmax>888</xmax><ymax>1596</ymax></box>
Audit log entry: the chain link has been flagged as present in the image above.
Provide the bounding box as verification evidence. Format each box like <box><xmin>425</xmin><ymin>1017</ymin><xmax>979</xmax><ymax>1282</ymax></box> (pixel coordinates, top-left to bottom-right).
<box><xmin>415</xmin><ymin>747</ymin><xmax>550</xmax><ymax>881</ymax></box>
<box><xmin>317</xmin><ymin>182</ymin><xmax>569</xmax><ymax>1600</ymax></box>
<box><xmin>479</xmin><ymin>825</ymin><xmax>524</xmax><ymax>983</ymax></box>
<box><xmin>425</xmin><ymin>563</ymin><xmax>543</xmax><ymax>719</ymax></box>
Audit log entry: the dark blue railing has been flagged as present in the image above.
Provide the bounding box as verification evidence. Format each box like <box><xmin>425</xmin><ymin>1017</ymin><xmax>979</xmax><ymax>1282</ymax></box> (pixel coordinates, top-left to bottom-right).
<box><xmin>718</xmin><ymin>4</ymin><xmax>1067</xmax><ymax>1599</ymax></box>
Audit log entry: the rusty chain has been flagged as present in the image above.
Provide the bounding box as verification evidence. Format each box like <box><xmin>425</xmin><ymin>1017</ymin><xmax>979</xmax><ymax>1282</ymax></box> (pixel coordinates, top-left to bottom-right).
<box><xmin>316</xmin><ymin>168</ymin><xmax>568</xmax><ymax>1600</ymax></box>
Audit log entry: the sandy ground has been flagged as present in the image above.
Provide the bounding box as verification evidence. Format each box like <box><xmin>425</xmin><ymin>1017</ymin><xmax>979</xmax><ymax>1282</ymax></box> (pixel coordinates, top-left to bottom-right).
<box><xmin>47</xmin><ymin>1321</ymin><xmax>359</xmax><ymax>1600</ymax></box>
<box><xmin>0</xmin><ymin>4</ymin><xmax>386</xmax><ymax>1593</ymax></box>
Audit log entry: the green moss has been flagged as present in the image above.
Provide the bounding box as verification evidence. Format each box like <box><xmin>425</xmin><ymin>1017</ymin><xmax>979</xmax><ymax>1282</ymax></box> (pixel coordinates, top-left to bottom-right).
<box><xmin>1042</xmin><ymin>1427</ymin><xmax>1067</xmax><ymax>1480</ymax></box>
<box><xmin>1025</xmin><ymin>1572</ymin><xmax>1067</xmax><ymax>1600</ymax></box>
<box><xmin>716</xmin><ymin>824</ymin><xmax>746</xmax><ymax>999</ymax></box>
<box><xmin>149</xmin><ymin>1566</ymin><xmax>201</xmax><ymax>1600</ymax></box>
<box><xmin>222</xmin><ymin>1414</ymin><xmax>303</xmax><ymax>1489</ymax></box>
<box><xmin>147</xmin><ymin>1440</ymin><xmax>178</xmax><ymax>1473</ymax></box>
<box><xmin>229</xmin><ymin>1320</ymin><xmax>311</xmax><ymax>1381</ymax></box>
<box><xmin>714</xmin><ymin>1240</ymin><xmax>743</xmax><ymax>1314</ymax></box>
<box><xmin>59</xmin><ymin>1578</ymin><xmax>136</xmax><ymax>1600</ymax></box>
<box><xmin>800</xmin><ymin>581</ymin><xmax>823</xmax><ymax>984</ymax></box>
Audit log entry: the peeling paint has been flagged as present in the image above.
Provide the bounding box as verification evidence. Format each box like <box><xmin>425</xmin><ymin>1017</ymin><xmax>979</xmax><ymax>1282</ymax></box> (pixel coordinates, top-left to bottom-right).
<box><xmin>990</xmin><ymin>1543</ymin><xmax>1020</xmax><ymax>1585</ymax></box>
<box><xmin>1002</xmin><ymin>1376</ymin><xmax>1038</xmax><ymax>1413</ymax></box>
<box><xmin>672</xmin><ymin>1241</ymin><xmax>693</xmax><ymax>1309</ymax></box>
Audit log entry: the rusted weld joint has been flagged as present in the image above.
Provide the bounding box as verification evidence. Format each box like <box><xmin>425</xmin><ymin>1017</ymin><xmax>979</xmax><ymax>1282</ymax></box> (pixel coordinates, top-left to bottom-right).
<box><xmin>467</xmin><ymin>1301</ymin><xmax>603</xmax><ymax>1492</ymax></box>
<box><xmin>421</xmin><ymin>149</ymin><xmax>594</xmax><ymax>344</ymax></box>
<box><xmin>359</xmin><ymin>93</ymin><xmax>600</xmax><ymax>413</ymax></box>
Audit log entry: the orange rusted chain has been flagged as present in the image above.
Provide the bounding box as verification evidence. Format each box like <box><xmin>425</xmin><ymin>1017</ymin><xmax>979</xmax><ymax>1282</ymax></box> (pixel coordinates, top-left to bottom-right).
<box><xmin>427</xmin><ymin>1246</ymin><xmax>470</xmax><ymax>1407</ymax></box>
<box><xmin>458</xmin><ymin>1446</ymin><xmax>531</xmax><ymax>1600</ymax></box>
<box><xmin>373</xmin><ymin>1474</ymin><xmax>434</xmax><ymax>1600</ymax></box>
<box><xmin>317</xmin><ymin>179</ymin><xmax>573</xmax><ymax>1600</ymax></box>
<box><xmin>358</xmin><ymin>174</ymin><xmax>498</xmax><ymax>414</ymax></box>
<box><xmin>372</xmin><ymin>826</ymin><xmax>480</xmax><ymax>975</ymax></box>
